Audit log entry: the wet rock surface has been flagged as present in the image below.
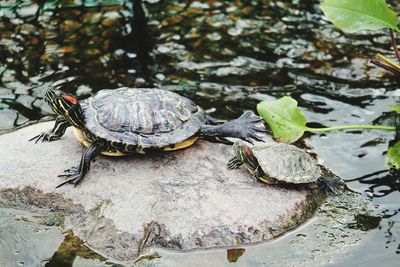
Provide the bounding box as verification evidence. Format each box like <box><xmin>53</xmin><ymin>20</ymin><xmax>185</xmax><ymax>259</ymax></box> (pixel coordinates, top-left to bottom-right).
<box><xmin>0</xmin><ymin>122</ymin><xmax>325</xmax><ymax>263</ymax></box>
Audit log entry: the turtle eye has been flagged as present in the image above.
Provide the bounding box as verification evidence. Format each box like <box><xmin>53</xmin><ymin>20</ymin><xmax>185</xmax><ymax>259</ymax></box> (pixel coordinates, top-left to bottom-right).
<box><xmin>63</xmin><ymin>95</ymin><xmax>77</xmax><ymax>105</ymax></box>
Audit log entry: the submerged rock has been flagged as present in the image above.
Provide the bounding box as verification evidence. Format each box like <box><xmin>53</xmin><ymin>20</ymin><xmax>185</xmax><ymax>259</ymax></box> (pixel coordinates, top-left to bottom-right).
<box><xmin>0</xmin><ymin>122</ymin><xmax>326</xmax><ymax>263</ymax></box>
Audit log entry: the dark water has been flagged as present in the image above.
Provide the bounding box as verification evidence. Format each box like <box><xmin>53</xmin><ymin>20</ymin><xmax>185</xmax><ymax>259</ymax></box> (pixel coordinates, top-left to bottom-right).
<box><xmin>0</xmin><ymin>0</ymin><xmax>399</xmax><ymax>266</ymax></box>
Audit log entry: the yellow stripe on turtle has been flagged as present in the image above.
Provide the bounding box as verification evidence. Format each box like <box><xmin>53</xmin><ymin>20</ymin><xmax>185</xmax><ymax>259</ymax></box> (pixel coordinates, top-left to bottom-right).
<box><xmin>73</xmin><ymin>128</ymin><xmax>127</xmax><ymax>156</ymax></box>
<box><xmin>259</xmin><ymin>177</ymin><xmax>273</xmax><ymax>184</ymax></box>
<box><xmin>73</xmin><ymin>127</ymin><xmax>198</xmax><ymax>156</ymax></box>
<box><xmin>163</xmin><ymin>135</ymin><xmax>198</xmax><ymax>151</ymax></box>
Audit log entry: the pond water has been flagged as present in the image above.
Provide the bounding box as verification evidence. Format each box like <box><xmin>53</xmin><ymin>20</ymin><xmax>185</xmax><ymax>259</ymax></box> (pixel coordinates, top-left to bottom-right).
<box><xmin>0</xmin><ymin>0</ymin><xmax>399</xmax><ymax>266</ymax></box>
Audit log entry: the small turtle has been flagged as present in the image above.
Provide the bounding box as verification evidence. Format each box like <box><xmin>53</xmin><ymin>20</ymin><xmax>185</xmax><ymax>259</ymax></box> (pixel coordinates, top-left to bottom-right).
<box><xmin>31</xmin><ymin>88</ymin><xmax>266</xmax><ymax>187</ymax></box>
<box><xmin>227</xmin><ymin>140</ymin><xmax>344</xmax><ymax>194</ymax></box>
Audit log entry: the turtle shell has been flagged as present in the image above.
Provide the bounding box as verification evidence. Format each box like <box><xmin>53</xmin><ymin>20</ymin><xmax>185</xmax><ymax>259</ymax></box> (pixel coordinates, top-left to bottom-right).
<box><xmin>252</xmin><ymin>144</ymin><xmax>321</xmax><ymax>183</ymax></box>
<box><xmin>80</xmin><ymin>88</ymin><xmax>206</xmax><ymax>148</ymax></box>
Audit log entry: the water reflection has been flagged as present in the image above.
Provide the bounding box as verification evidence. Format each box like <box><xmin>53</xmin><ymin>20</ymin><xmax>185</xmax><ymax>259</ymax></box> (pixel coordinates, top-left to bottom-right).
<box><xmin>0</xmin><ymin>0</ymin><xmax>155</xmax><ymax>132</ymax></box>
<box><xmin>0</xmin><ymin>0</ymin><xmax>152</xmax><ymax>92</ymax></box>
<box><xmin>1</xmin><ymin>0</ymin><xmax>398</xmax><ymax>129</ymax></box>
<box><xmin>1</xmin><ymin>0</ymin><xmax>400</xmax><ymax>265</ymax></box>
<box><xmin>348</xmin><ymin>169</ymin><xmax>400</xmax><ymax>198</ymax></box>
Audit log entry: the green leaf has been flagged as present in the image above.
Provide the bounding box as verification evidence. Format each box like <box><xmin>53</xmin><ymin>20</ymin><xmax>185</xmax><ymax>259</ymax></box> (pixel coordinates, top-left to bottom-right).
<box><xmin>257</xmin><ymin>96</ymin><xmax>308</xmax><ymax>143</ymax></box>
<box><xmin>389</xmin><ymin>105</ymin><xmax>400</xmax><ymax>114</ymax></box>
<box><xmin>387</xmin><ymin>141</ymin><xmax>400</xmax><ymax>169</ymax></box>
<box><xmin>321</xmin><ymin>0</ymin><xmax>400</xmax><ymax>33</ymax></box>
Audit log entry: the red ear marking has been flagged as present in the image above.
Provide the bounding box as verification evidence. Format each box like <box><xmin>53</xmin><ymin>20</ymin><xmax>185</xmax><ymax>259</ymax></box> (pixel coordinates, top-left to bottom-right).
<box><xmin>243</xmin><ymin>146</ymin><xmax>252</xmax><ymax>156</ymax></box>
<box><xmin>63</xmin><ymin>95</ymin><xmax>77</xmax><ymax>104</ymax></box>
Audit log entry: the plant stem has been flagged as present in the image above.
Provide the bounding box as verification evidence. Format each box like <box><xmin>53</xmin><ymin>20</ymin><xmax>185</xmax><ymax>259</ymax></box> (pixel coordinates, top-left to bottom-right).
<box><xmin>390</xmin><ymin>29</ymin><xmax>400</xmax><ymax>64</ymax></box>
<box><xmin>306</xmin><ymin>125</ymin><xmax>395</xmax><ymax>132</ymax></box>
<box><xmin>370</xmin><ymin>58</ymin><xmax>400</xmax><ymax>76</ymax></box>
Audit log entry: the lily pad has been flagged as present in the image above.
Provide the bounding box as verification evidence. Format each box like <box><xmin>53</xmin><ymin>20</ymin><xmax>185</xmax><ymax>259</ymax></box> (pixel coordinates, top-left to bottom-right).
<box><xmin>257</xmin><ymin>96</ymin><xmax>307</xmax><ymax>143</ymax></box>
<box><xmin>321</xmin><ymin>0</ymin><xmax>400</xmax><ymax>33</ymax></box>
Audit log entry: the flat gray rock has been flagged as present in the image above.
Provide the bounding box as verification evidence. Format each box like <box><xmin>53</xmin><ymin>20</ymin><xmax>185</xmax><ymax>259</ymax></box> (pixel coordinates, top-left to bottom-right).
<box><xmin>0</xmin><ymin>122</ymin><xmax>325</xmax><ymax>263</ymax></box>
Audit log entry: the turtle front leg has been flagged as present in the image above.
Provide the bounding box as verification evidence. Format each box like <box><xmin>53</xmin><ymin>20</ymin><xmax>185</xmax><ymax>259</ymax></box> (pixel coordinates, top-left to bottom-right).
<box><xmin>252</xmin><ymin>166</ymin><xmax>263</xmax><ymax>181</ymax></box>
<box><xmin>56</xmin><ymin>139</ymin><xmax>107</xmax><ymax>188</ymax></box>
<box><xmin>199</xmin><ymin>111</ymin><xmax>266</xmax><ymax>144</ymax></box>
<box><xmin>30</xmin><ymin>116</ymin><xmax>70</xmax><ymax>143</ymax></box>
<box><xmin>227</xmin><ymin>156</ymin><xmax>244</xmax><ymax>169</ymax></box>
<box><xmin>254</xmin><ymin>166</ymin><xmax>278</xmax><ymax>184</ymax></box>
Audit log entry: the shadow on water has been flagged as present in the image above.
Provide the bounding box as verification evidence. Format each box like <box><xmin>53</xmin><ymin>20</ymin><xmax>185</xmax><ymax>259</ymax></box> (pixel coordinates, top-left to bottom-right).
<box><xmin>0</xmin><ymin>0</ymin><xmax>153</xmax><ymax>94</ymax></box>
<box><xmin>127</xmin><ymin>0</ymin><xmax>153</xmax><ymax>79</ymax></box>
<box><xmin>348</xmin><ymin>169</ymin><xmax>400</xmax><ymax>199</ymax></box>
<box><xmin>0</xmin><ymin>0</ymin><xmax>400</xmax><ymax>266</ymax></box>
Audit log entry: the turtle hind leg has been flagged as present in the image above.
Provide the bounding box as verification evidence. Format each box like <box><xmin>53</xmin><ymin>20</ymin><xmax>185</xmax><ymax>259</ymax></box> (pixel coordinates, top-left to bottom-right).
<box><xmin>316</xmin><ymin>166</ymin><xmax>346</xmax><ymax>195</ymax></box>
<box><xmin>202</xmin><ymin>136</ymin><xmax>233</xmax><ymax>145</ymax></box>
<box><xmin>205</xmin><ymin>114</ymin><xmax>226</xmax><ymax>125</ymax></box>
<box><xmin>199</xmin><ymin>111</ymin><xmax>266</xmax><ymax>144</ymax></box>
<box><xmin>319</xmin><ymin>174</ymin><xmax>346</xmax><ymax>195</ymax></box>
<box><xmin>56</xmin><ymin>139</ymin><xmax>107</xmax><ymax>188</ymax></box>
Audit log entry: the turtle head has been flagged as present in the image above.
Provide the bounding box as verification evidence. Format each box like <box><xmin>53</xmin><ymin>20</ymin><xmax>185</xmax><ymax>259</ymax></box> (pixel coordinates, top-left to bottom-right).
<box><xmin>45</xmin><ymin>89</ymin><xmax>85</xmax><ymax>129</ymax></box>
<box><xmin>233</xmin><ymin>140</ymin><xmax>259</xmax><ymax>171</ymax></box>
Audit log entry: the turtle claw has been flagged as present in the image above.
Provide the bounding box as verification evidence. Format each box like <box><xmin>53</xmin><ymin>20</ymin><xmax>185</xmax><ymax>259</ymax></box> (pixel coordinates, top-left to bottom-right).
<box><xmin>244</xmin><ymin>138</ymin><xmax>254</xmax><ymax>145</ymax></box>
<box><xmin>56</xmin><ymin>167</ymin><xmax>84</xmax><ymax>188</ymax></box>
<box><xmin>29</xmin><ymin>132</ymin><xmax>45</xmax><ymax>143</ymax></box>
<box><xmin>247</xmin><ymin>130</ymin><xmax>265</xmax><ymax>143</ymax></box>
<box><xmin>235</xmin><ymin>111</ymin><xmax>266</xmax><ymax>143</ymax></box>
<box><xmin>62</xmin><ymin>166</ymin><xmax>79</xmax><ymax>173</ymax></box>
<box><xmin>227</xmin><ymin>157</ymin><xmax>243</xmax><ymax>169</ymax></box>
<box><xmin>30</xmin><ymin>131</ymin><xmax>61</xmax><ymax>143</ymax></box>
<box><xmin>56</xmin><ymin>176</ymin><xmax>82</xmax><ymax>188</ymax></box>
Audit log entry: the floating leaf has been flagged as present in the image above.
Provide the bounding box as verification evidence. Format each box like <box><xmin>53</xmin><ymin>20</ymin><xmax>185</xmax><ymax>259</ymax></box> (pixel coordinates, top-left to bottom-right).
<box><xmin>257</xmin><ymin>96</ymin><xmax>307</xmax><ymax>143</ymax></box>
<box><xmin>257</xmin><ymin>96</ymin><xmax>395</xmax><ymax>143</ymax></box>
<box><xmin>321</xmin><ymin>0</ymin><xmax>400</xmax><ymax>33</ymax></box>
<box><xmin>387</xmin><ymin>141</ymin><xmax>400</xmax><ymax>169</ymax></box>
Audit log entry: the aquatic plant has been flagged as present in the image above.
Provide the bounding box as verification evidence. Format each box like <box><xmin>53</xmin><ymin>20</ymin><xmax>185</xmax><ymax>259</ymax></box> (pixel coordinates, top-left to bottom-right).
<box><xmin>257</xmin><ymin>97</ymin><xmax>395</xmax><ymax>143</ymax></box>
<box><xmin>258</xmin><ymin>96</ymin><xmax>400</xmax><ymax>168</ymax></box>
<box><xmin>321</xmin><ymin>0</ymin><xmax>400</xmax><ymax>76</ymax></box>
<box><xmin>257</xmin><ymin>96</ymin><xmax>400</xmax><ymax>169</ymax></box>
<box><xmin>255</xmin><ymin>0</ymin><xmax>400</xmax><ymax>168</ymax></box>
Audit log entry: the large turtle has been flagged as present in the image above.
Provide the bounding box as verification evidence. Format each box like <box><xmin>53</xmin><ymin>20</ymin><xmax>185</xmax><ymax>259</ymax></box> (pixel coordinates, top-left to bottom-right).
<box><xmin>31</xmin><ymin>88</ymin><xmax>266</xmax><ymax>188</ymax></box>
<box><xmin>227</xmin><ymin>140</ymin><xmax>344</xmax><ymax>194</ymax></box>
